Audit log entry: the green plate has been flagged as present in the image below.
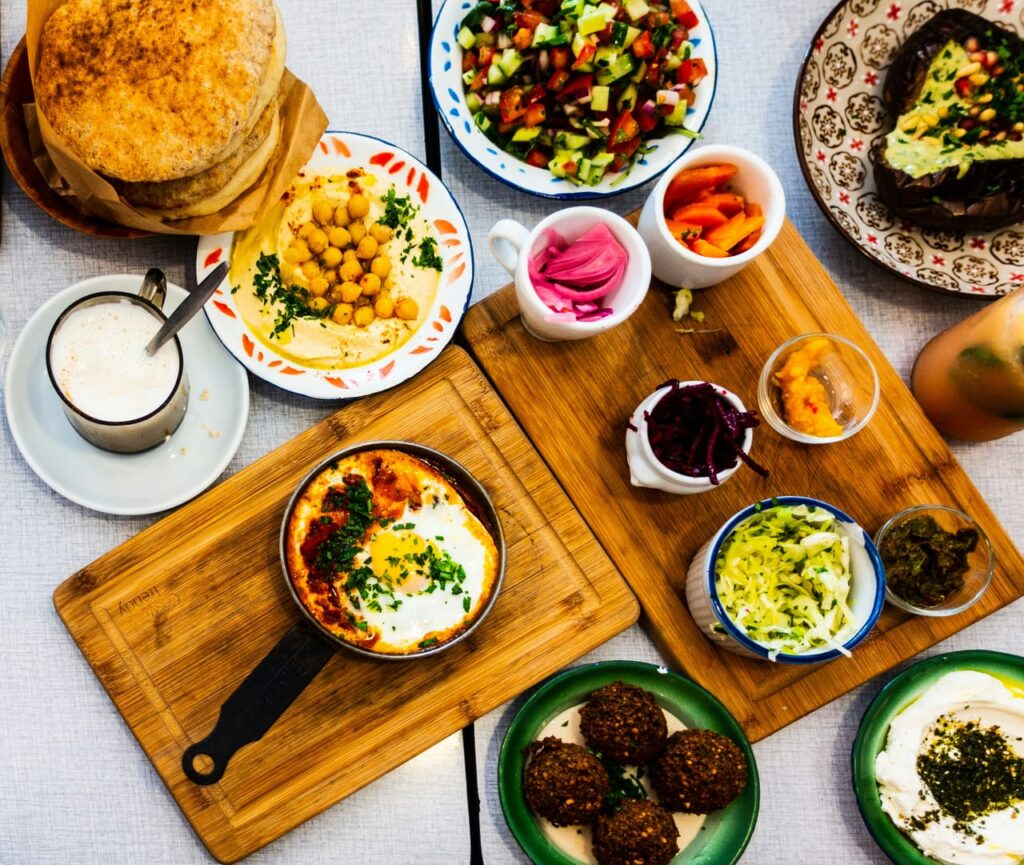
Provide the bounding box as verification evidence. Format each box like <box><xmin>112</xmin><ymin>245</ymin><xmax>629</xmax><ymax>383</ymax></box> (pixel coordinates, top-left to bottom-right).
<box><xmin>498</xmin><ymin>661</ymin><xmax>759</xmax><ymax>865</ymax></box>
<box><xmin>852</xmin><ymin>649</ymin><xmax>1024</xmax><ymax>865</ymax></box>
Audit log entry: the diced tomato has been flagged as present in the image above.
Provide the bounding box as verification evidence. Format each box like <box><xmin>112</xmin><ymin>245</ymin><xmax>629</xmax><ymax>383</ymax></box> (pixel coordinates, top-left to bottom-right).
<box><xmin>670</xmin><ymin>26</ymin><xmax>687</xmax><ymax>50</ymax></box>
<box><xmin>524</xmin><ymin>102</ymin><xmax>547</xmax><ymax>127</ymax></box>
<box><xmin>469</xmin><ymin>70</ymin><xmax>486</xmax><ymax>92</ymax></box>
<box><xmin>608</xmin><ymin>153</ymin><xmax>630</xmax><ymax>172</ymax></box>
<box><xmin>676</xmin><ymin>57</ymin><xmax>708</xmax><ymax>86</ymax></box>
<box><xmin>596</xmin><ymin>22</ymin><xmax>615</xmax><ymax>44</ymax></box>
<box><xmin>677</xmin><ymin>85</ymin><xmax>696</xmax><ymax>106</ymax></box>
<box><xmin>513</xmin><ymin>26</ymin><xmax>534</xmax><ymax>51</ymax></box>
<box><xmin>547</xmin><ymin>69</ymin><xmax>571</xmax><ymax>91</ymax></box>
<box><xmin>562</xmin><ymin>159</ymin><xmax>580</xmax><ymax>176</ymax></box>
<box><xmin>497</xmin><ymin>120</ymin><xmax>518</xmax><ymax>134</ymax></box>
<box><xmin>955</xmin><ymin>77</ymin><xmax>973</xmax><ymax>98</ymax></box>
<box><xmin>644</xmin><ymin>61</ymin><xmax>662</xmax><ymax>86</ymax></box>
<box><xmin>670</xmin><ymin>0</ymin><xmax>700</xmax><ymax>28</ymax></box>
<box><xmin>500</xmin><ymin>86</ymin><xmax>527</xmax><ymax>123</ymax></box>
<box><xmin>607</xmin><ymin>109</ymin><xmax>640</xmax><ymax>151</ymax></box>
<box><xmin>635</xmin><ymin>106</ymin><xmax>659</xmax><ymax>132</ymax></box>
<box><xmin>514</xmin><ymin>10</ymin><xmax>544</xmax><ymax>30</ymax></box>
<box><xmin>645</xmin><ymin>10</ymin><xmax>671</xmax><ymax>27</ymax></box>
<box><xmin>525</xmin><ymin>84</ymin><xmax>546</xmax><ymax>104</ymax></box>
<box><xmin>526</xmin><ymin>148</ymin><xmax>550</xmax><ymax>168</ymax></box>
<box><xmin>551</xmin><ymin>46</ymin><xmax>571</xmax><ymax>69</ymax></box>
<box><xmin>572</xmin><ymin>40</ymin><xmax>596</xmax><ymax>68</ymax></box>
<box><xmin>631</xmin><ymin>30</ymin><xmax>655</xmax><ymax>58</ymax></box>
<box><xmin>555</xmin><ymin>73</ymin><xmax>593</xmax><ymax>102</ymax></box>
<box><xmin>462</xmin><ymin>50</ymin><xmax>477</xmax><ymax>73</ymax></box>
<box><xmin>478</xmin><ymin>46</ymin><xmax>496</xmax><ymax>68</ymax></box>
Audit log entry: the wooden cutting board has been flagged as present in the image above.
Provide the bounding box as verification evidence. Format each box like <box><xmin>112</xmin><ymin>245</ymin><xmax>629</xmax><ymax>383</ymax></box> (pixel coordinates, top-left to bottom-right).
<box><xmin>52</xmin><ymin>346</ymin><xmax>639</xmax><ymax>863</ymax></box>
<box><xmin>463</xmin><ymin>217</ymin><xmax>1024</xmax><ymax>742</ymax></box>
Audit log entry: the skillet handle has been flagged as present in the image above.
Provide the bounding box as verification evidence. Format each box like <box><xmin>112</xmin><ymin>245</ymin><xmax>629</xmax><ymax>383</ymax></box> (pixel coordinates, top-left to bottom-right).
<box><xmin>181</xmin><ymin>620</ymin><xmax>336</xmax><ymax>785</ymax></box>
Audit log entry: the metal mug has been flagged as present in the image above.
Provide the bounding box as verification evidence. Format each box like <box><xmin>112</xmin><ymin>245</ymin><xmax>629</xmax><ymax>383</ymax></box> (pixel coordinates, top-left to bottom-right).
<box><xmin>45</xmin><ymin>276</ymin><xmax>189</xmax><ymax>454</ymax></box>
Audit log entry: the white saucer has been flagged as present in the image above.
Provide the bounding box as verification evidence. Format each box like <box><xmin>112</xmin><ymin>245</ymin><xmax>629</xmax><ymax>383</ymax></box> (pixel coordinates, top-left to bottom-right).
<box><xmin>5</xmin><ymin>275</ymin><xmax>250</xmax><ymax>515</ymax></box>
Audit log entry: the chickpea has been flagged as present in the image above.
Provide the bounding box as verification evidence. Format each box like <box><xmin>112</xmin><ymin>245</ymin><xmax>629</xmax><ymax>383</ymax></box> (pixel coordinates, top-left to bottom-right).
<box><xmin>353</xmin><ymin>305</ymin><xmax>376</xmax><ymax>327</ymax></box>
<box><xmin>298</xmin><ymin>221</ymin><xmax>316</xmax><ymax>239</ymax></box>
<box><xmin>347</xmin><ymin>193</ymin><xmax>370</xmax><ymax>220</ymax></box>
<box><xmin>369</xmin><ymin>223</ymin><xmax>392</xmax><ymax>244</ymax></box>
<box><xmin>342</xmin><ymin>248</ymin><xmax>359</xmax><ymax>263</ymax></box>
<box><xmin>395</xmin><ymin>298</ymin><xmax>419</xmax><ymax>320</ymax></box>
<box><xmin>370</xmin><ymin>255</ymin><xmax>392</xmax><ymax>279</ymax></box>
<box><xmin>332</xmin><ymin>303</ymin><xmax>354</xmax><ymax>325</ymax></box>
<box><xmin>349</xmin><ymin>221</ymin><xmax>367</xmax><ymax>244</ymax></box>
<box><xmin>384</xmin><ymin>276</ymin><xmax>396</xmax><ymax>292</ymax></box>
<box><xmin>328</xmin><ymin>226</ymin><xmax>351</xmax><ymax>248</ymax></box>
<box><xmin>287</xmin><ymin>239</ymin><xmax>312</xmax><ymax>263</ymax></box>
<box><xmin>356</xmin><ymin>236</ymin><xmax>379</xmax><ymax>260</ymax></box>
<box><xmin>322</xmin><ymin>246</ymin><xmax>343</xmax><ymax>268</ymax></box>
<box><xmin>332</xmin><ymin>205</ymin><xmax>350</xmax><ymax>227</ymax></box>
<box><xmin>309</xmin><ymin>296</ymin><xmax>330</xmax><ymax>312</ymax></box>
<box><xmin>339</xmin><ymin>280</ymin><xmax>363</xmax><ymax>303</ymax></box>
<box><xmin>374</xmin><ymin>294</ymin><xmax>395</xmax><ymax>319</ymax></box>
<box><xmin>309</xmin><ymin>276</ymin><xmax>330</xmax><ymax>297</ymax></box>
<box><xmin>282</xmin><ymin>244</ymin><xmax>303</xmax><ymax>265</ymax></box>
<box><xmin>340</xmin><ymin>259</ymin><xmax>364</xmax><ymax>283</ymax></box>
<box><xmin>360</xmin><ymin>272</ymin><xmax>382</xmax><ymax>296</ymax></box>
<box><xmin>313</xmin><ymin>200</ymin><xmax>335</xmax><ymax>226</ymax></box>
<box><xmin>323</xmin><ymin>268</ymin><xmax>339</xmax><ymax>285</ymax></box>
<box><xmin>307</xmin><ymin>229</ymin><xmax>329</xmax><ymax>255</ymax></box>
<box><xmin>301</xmin><ymin>260</ymin><xmax>321</xmax><ymax>281</ymax></box>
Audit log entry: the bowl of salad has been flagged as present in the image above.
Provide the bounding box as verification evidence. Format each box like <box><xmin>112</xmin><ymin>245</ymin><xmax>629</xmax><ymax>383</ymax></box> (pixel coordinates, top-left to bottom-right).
<box><xmin>429</xmin><ymin>0</ymin><xmax>718</xmax><ymax>198</ymax></box>
<box><xmin>685</xmin><ymin>497</ymin><xmax>885</xmax><ymax>664</ymax></box>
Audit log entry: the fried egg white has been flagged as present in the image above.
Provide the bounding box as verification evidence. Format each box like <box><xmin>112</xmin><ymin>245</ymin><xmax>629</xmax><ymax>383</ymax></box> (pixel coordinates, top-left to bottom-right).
<box><xmin>286</xmin><ymin>449</ymin><xmax>500</xmax><ymax>655</ymax></box>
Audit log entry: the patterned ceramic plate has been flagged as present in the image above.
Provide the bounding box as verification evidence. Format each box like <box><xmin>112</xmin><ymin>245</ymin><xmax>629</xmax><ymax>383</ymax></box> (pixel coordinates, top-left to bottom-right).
<box><xmin>794</xmin><ymin>0</ymin><xmax>1024</xmax><ymax>297</ymax></box>
<box><xmin>195</xmin><ymin>131</ymin><xmax>473</xmax><ymax>399</ymax></box>
<box><xmin>429</xmin><ymin>0</ymin><xmax>718</xmax><ymax>199</ymax></box>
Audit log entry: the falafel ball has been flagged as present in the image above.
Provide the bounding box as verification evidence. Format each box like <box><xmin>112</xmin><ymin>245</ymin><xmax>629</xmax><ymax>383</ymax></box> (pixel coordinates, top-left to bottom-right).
<box><xmin>522</xmin><ymin>737</ymin><xmax>610</xmax><ymax>826</ymax></box>
<box><xmin>579</xmin><ymin>681</ymin><xmax>668</xmax><ymax>765</ymax></box>
<box><xmin>592</xmin><ymin>798</ymin><xmax>680</xmax><ymax>865</ymax></box>
<box><xmin>649</xmin><ymin>729</ymin><xmax>748</xmax><ymax>813</ymax></box>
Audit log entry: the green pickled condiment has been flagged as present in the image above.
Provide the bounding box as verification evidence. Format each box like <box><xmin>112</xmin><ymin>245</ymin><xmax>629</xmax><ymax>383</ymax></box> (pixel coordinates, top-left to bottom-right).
<box><xmin>880</xmin><ymin>515</ymin><xmax>979</xmax><ymax>607</ymax></box>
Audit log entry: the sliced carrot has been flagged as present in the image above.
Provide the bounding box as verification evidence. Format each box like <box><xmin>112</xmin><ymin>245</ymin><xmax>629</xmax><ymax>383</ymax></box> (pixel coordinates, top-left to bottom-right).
<box><xmin>704</xmin><ymin>211</ymin><xmax>766</xmax><ymax>251</ymax></box>
<box><xmin>690</xmin><ymin>237</ymin><xmax>731</xmax><ymax>258</ymax></box>
<box><xmin>732</xmin><ymin>216</ymin><xmax>766</xmax><ymax>253</ymax></box>
<box><xmin>663</xmin><ymin>164</ymin><xmax>738</xmax><ymax>214</ymax></box>
<box><xmin>671</xmin><ymin>204</ymin><xmax>729</xmax><ymax>229</ymax></box>
<box><xmin>664</xmin><ymin>218</ymin><xmax>703</xmax><ymax>246</ymax></box>
<box><xmin>696</xmin><ymin>192</ymin><xmax>745</xmax><ymax>216</ymax></box>
<box><xmin>745</xmin><ymin>202</ymin><xmax>763</xmax><ymax>218</ymax></box>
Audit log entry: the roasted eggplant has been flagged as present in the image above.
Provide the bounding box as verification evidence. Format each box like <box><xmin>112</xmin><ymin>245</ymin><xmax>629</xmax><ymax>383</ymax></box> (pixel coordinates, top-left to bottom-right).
<box><xmin>873</xmin><ymin>9</ymin><xmax>1024</xmax><ymax>231</ymax></box>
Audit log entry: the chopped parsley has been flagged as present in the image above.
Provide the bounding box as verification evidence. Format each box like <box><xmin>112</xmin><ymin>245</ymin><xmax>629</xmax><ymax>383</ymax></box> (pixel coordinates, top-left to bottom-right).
<box><xmin>412</xmin><ymin>237</ymin><xmax>444</xmax><ymax>272</ymax></box>
<box><xmin>250</xmin><ymin>252</ymin><xmax>329</xmax><ymax>338</ymax></box>
<box><xmin>376</xmin><ymin>187</ymin><xmax>418</xmax><ymax>230</ymax></box>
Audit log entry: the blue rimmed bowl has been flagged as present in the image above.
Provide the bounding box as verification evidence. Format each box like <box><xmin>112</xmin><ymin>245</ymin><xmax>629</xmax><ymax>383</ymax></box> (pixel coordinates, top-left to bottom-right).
<box><xmin>685</xmin><ymin>496</ymin><xmax>885</xmax><ymax>664</ymax></box>
<box><xmin>428</xmin><ymin>0</ymin><xmax>719</xmax><ymax>199</ymax></box>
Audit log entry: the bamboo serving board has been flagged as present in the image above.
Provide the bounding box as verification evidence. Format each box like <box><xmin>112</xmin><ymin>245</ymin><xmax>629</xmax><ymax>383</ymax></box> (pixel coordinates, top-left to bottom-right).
<box><xmin>52</xmin><ymin>347</ymin><xmax>639</xmax><ymax>863</ymax></box>
<box><xmin>463</xmin><ymin>217</ymin><xmax>1024</xmax><ymax>742</ymax></box>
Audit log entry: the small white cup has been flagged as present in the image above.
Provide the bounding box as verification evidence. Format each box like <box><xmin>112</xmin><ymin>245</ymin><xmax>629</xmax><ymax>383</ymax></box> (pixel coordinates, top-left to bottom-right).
<box><xmin>488</xmin><ymin>206</ymin><xmax>651</xmax><ymax>341</ymax></box>
<box><xmin>625</xmin><ymin>380</ymin><xmax>753</xmax><ymax>495</ymax></box>
<box><xmin>637</xmin><ymin>144</ymin><xmax>786</xmax><ymax>289</ymax></box>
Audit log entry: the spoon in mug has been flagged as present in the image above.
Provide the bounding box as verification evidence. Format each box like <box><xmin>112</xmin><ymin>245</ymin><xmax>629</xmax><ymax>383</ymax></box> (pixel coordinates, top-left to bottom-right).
<box><xmin>145</xmin><ymin>262</ymin><xmax>229</xmax><ymax>356</ymax></box>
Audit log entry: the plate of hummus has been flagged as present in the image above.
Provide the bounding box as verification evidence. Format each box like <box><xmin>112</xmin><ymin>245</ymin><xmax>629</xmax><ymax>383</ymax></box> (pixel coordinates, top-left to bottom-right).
<box><xmin>853</xmin><ymin>650</ymin><xmax>1024</xmax><ymax>865</ymax></box>
<box><xmin>195</xmin><ymin>131</ymin><xmax>473</xmax><ymax>398</ymax></box>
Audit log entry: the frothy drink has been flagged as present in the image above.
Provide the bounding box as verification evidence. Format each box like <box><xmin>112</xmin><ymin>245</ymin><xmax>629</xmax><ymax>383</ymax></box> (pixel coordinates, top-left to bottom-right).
<box><xmin>49</xmin><ymin>300</ymin><xmax>180</xmax><ymax>422</ymax></box>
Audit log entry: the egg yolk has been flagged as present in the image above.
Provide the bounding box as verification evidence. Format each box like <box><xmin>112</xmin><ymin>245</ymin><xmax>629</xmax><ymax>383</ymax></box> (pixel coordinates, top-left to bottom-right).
<box><xmin>369</xmin><ymin>528</ymin><xmax>436</xmax><ymax>593</ymax></box>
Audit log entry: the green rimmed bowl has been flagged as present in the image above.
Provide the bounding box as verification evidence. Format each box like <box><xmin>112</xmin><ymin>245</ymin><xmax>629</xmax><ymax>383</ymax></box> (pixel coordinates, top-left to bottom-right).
<box><xmin>498</xmin><ymin>661</ymin><xmax>759</xmax><ymax>865</ymax></box>
<box><xmin>852</xmin><ymin>649</ymin><xmax>1024</xmax><ymax>865</ymax></box>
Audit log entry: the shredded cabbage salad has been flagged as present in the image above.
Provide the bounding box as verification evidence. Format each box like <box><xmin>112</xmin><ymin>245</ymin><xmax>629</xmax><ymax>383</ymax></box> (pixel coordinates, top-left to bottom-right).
<box><xmin>713</xmin><ymin>504</ymin><xmax>855</xmax><ymax>658</ymax></box>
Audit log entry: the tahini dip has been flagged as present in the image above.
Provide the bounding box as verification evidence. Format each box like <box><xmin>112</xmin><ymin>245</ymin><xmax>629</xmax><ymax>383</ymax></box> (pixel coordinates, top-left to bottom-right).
<box><xmin>875</xmin><ymin>670</ymin><xmax>1024</xmax><ymax>865</ymax></box>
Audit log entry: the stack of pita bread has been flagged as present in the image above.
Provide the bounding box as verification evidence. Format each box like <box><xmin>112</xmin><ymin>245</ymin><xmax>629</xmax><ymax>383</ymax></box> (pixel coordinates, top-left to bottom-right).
<box><xmin>35</xmin><ymin>0</ymin><xmax>287</xmax><ymax>220</ymax></box>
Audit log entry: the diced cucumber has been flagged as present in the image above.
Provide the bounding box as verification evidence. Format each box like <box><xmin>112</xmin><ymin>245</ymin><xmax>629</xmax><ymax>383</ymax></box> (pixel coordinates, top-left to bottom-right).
<box><xmin>560</xmin><ymin>0</ymin><xmax>585</xmax><ymax>16</ymax></box>
<box><xmin>578</xmin><ymin>157</ymin><xmax>593</xmax><ymax>184</ymax></box>
<box><xmin>590</xmin><ymin>85</ymin><xmax>610</xmax><ymax>112</ymax></box>
<box><xmin>596</xmin><ymin>3</ymin><xmax>619</xmax><ymax>20</ymax></box>
<box><xmin>616</xmin><ymin>83</ymin><xmax>638</xmax><ymax>110</ymax></box>
<box><xmin>487</xmin><ymin>63</ymin><xmax>507</xmax><ymax>86</ymax></box>
<box><xmin>664</xmin><ymin>101</ymin><xmax>689</xmax><ymax>126</ymax></box>
<box><xmin>511</xmin><ymin>126</ymin><xmax>542</xmax><ymax>143</ymax></box>
<box><xmin>474</xmin><ymin>113</ymin><xmax>493</xmax><ymax>134</ymax></box>
<box><xmin>575</xmin><ymin>62</ymin><xmax>595</xmax><ymax>72</ymax></box>
<box><xmin>630</xmin><ymin>60</ymin><xmax>647</xmax><ymax>82</ymax></box>
<box><xmin>554</xmin><ymin>132</ymin><xmax>592</xmax><ymax>150</ymax></box>
<box><xmin>622</xmin><ymin>25</ymin><xmax>642</xmax><ymax>49</ymax></box>
<box><xmin>610</xmin><ymin>21</ymin><xmax>629</xmax><ymax>46</ymax></box>
<box><xmin>498</xmin><ymin>49</ymin><xmax>525</xmax><ymax>77</ymax></box>
<box><xmin>474</xmin><ymin>32</ymin><xmax>495</xmax><ymax>48</ymax></box>
<box><xmin>549</xmin><ymin>149</ymin><xmax>583</xmax><ymax>178</ymax></box>
<box><xmin>595</xmin><ymin>54</ymin><xmax>635</xmax><ymax>85</ymax></box>
<box><xmin>665</xmin><ymin>54</ymin><xmax>682</xmax><ymax>72</ymax></box>
<box><xmin>624</xmin><ymin>0</ymin><xmax>649</xmax><ymax>21</ymax></box>
<box><xmin>678</xmin><ymin>41</ymin><xmax>693</xmax><ymax>59</ymax></box>
<box><xmin>462</xmin><ymin>69</ymin><xmax>477</xmax><ymax>87</ymax></box>
<box><xmin>577</xmin><ymin>6</ymin><xmax>609</xmax><ymax>35</ymax></box>
<box><xmin>571</xmin><ymin>30</ymin><xmax>590</xmax><ymax>56</ymax></box>
<box><xmin>465</xmin><ymin>92</ymin><xmax>482</xmax><ymax>113</ymax></box>
<box><xmin>594</xmin><ymin>46</ymin><xmax>619</xmax><ymax>68</ymax></box>
<box><xmin>533</xmin><ymin>22</ymin><xmax>568</xmax><ymax>47</ymax></box>
<box><xmin>457</xmin><ymin>26</ymin><xmax>477</xmax><ymax>51</ymax></box>
<box><xmin>591</xmin><ymin>151</ymin><xmax>616</xmax><ymax>168</ymax></box>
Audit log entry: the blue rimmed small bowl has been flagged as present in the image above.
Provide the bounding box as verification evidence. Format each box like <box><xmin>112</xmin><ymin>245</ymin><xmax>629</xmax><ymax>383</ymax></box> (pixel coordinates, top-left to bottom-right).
<box><xmin>685</xmin><ymin>496</ymin><xmax>885</xmax><ymax>664</ymax></box>
<box><xmin>428</xmin><ymin>0</ymin><xmax>718</xmax><ymax>199</ymax></box>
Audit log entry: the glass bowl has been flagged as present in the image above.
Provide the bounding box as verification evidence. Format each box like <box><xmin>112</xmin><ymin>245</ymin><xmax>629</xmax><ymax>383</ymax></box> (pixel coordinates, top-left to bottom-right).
<box><xmin>757</xmin><ymin>333</ymin><xmax>879</xmax><ymax>444</ymax></box>
<box><xmin>874</xmin><ymin>505</ymin><xmax>994</xmax><ymax>617</ymax></box>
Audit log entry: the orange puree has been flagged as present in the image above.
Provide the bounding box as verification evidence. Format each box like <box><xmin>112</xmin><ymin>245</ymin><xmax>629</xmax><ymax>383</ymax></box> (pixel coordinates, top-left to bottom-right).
<box><xmin>773</xmin><ymin>338</ymin><xmax>844</xmax><ymax>437</ymax></box>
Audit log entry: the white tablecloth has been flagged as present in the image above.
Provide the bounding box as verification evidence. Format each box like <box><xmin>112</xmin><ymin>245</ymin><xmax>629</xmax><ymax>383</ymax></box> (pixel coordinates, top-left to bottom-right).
<box><xmin>1</xmin><ymin>1</ymin><xmax>1022</xmax><ymax>863</ymax></box>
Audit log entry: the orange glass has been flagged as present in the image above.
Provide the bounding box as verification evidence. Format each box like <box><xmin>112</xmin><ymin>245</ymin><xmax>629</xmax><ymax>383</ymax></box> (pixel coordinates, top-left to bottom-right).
<box><xmin>912</xmin><ymin>288</ymin><xmax>1024</xmax><ymax>442</ymax></box>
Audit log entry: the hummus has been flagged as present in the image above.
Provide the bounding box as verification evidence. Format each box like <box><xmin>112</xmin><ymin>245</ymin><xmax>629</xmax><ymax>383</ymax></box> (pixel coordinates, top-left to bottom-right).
<box><xmin>875</xmin><ymin>670</ymin><xmax>1024</xmax><ymax>865</ymax></box>
<box><xmin>229</xmin><ymin>170</ymin><xmax>441</xmax><ymax>369</ymax></box>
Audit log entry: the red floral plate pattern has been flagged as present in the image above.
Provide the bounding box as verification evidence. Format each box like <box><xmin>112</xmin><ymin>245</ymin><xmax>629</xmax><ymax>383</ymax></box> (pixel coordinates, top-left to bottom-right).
<box><xmin>195</xmin><ymin>131</ymin><xmax>473</xmax><ymax>398</ymax></box>
<box><xmin>793</xmin><ymin>0</ymin><xmax>1024</xmax><ymax>297</ymax></box>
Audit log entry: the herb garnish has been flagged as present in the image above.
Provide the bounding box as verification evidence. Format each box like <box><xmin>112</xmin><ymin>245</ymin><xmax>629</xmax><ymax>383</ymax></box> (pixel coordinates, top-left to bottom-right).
<box><xmin>251</xmin><ymin>252</ymin><xmax>329</xmax><ymax>338</ymax></box>
<box><xmin>376</xmin><ymin>187</ymin><xmax>418</xmax><ymax>230</ymax></box>
<box><xmin>412</xmin><ymin>236</ymin><xmax>444</xmax><ymax>272</ymax></box>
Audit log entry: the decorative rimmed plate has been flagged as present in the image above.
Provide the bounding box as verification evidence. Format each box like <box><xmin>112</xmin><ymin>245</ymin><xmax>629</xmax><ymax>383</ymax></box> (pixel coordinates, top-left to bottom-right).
<box><xmin>4</xmin><ymin>275</ymin><xmax>249</xmax><ymax>515</ymax></box>
<box><xmin>498</xmin><ymin>661</ymin><xmax>759</xmax><ymax>865</ymax></box>
<box><xmin>852</xmin><ymin>649</ymin><xmax>1024</xmax><ymax>865</ymax></box>
<box><xmin>195</xmin><ymin>130</ymin><xmax>474</xmax><ymax>399</ymax></box>
<box><xmin>428</xmin><ymin>0</ymin><xmax>719</xmax><ymax>199</ymax></box>
<box><xmin>794</xmin><ymin>0</ymin><xmax>1024</xmax><ymax>297</ymax></box>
